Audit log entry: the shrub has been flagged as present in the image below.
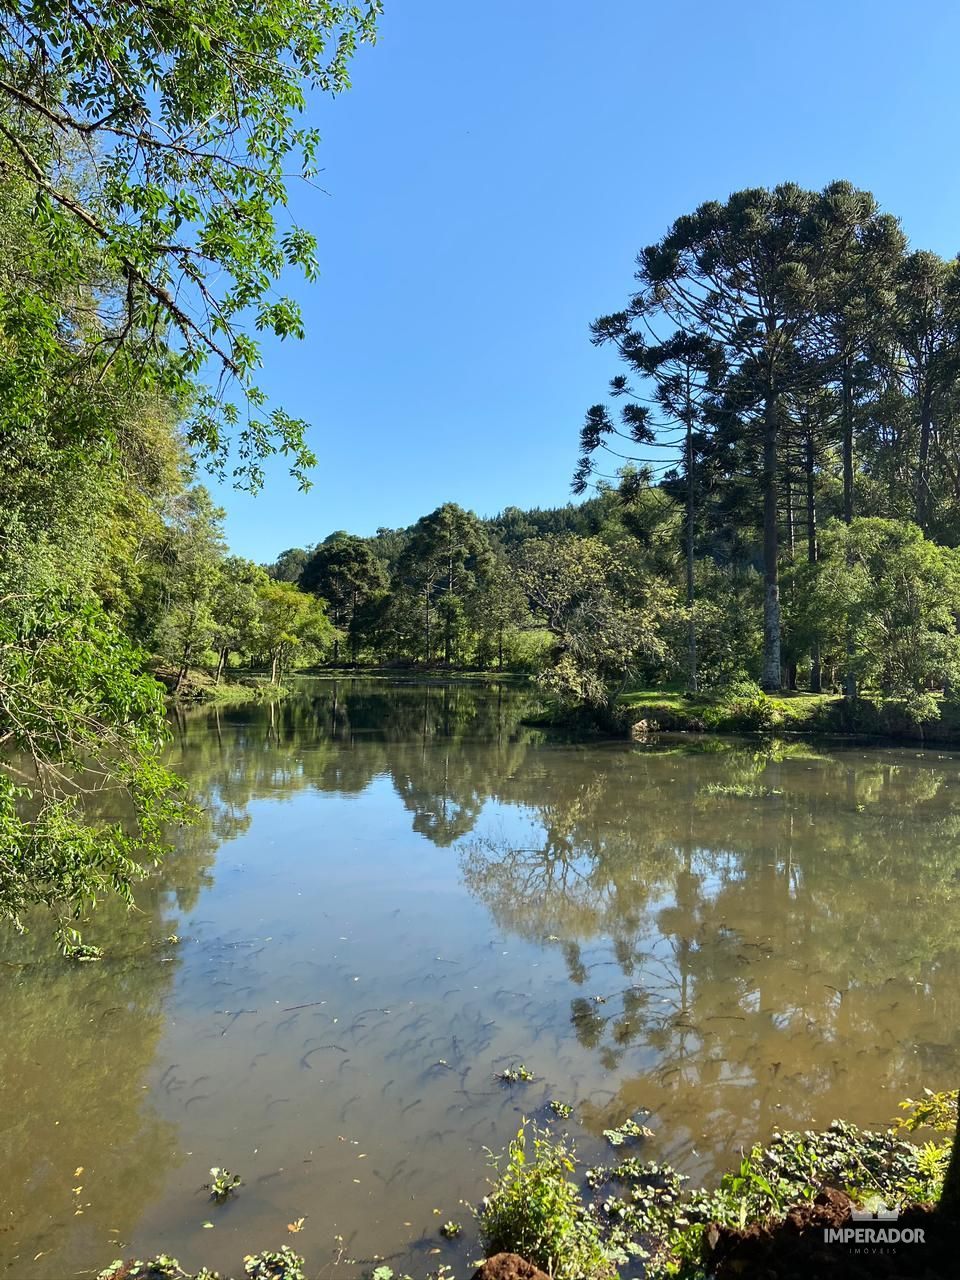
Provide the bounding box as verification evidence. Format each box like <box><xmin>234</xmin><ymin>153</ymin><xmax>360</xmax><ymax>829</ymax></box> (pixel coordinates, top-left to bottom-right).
<box><xmin>477</xmin><ymin>1123</ymin><xmax>615</xmax><ymax>1280</ymax></box>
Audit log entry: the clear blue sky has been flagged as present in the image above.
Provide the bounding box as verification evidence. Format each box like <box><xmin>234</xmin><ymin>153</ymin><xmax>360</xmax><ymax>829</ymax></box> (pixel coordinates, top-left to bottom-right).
<box><xmin>210</xmin><ymin>0</ymin><xmax>960</xmax><ymax>562</ymax></box>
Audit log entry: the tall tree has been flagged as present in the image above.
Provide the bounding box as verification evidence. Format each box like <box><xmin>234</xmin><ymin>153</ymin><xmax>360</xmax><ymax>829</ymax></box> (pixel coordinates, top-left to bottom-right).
<box><xmin>211</xmin><ymin>556</ymin><xmax>269</xmax><ymax>681</ymax></box>
<box><xmin>394</xmin><ymin>504</ymin><xmax>492</xmax><ymax>665</ymax></box>
<box><xmin>516</xmin><ymin>534</ymin><xmax>672</xmax><ymax>708</ymax></box>
<box><xmin>255</xmin><ymin>580</ymin><xmax>333</xmax><ymax>683</ymax></box>
<box><xmin>594</xmin><ymin>185</ymin><xmax>893</xmax><ymax>688</ymax></box>
<box><xmin>150</xmin><ymin>487</ymin><xmax>226</xmax><ymax>690</ymax></box>
<box><xmin>301</xmin><ymin>533</ymin><xmax>388</xmax><ymax>663</ymax></box>
<box><xmin>641</xmin><ymin>187</ymin><xmax>846</xmax><ymax>689</ymax></box>
<box><xmin>577</xmin><ymin>330</ymin><xmax>723</xmax><ymax>692</ymax></box>
<box><xmin>0</xmin><ymin>0</ymin><xmax>379</xmax><ymax>940</ymax></box>
<box><xmin>810</xmin><ymin>182</ymin><xmax>905</xmax><ymax>525</ymax></box>
<box><xmin>267</xmin><ymin>548</ymin><xmax>311</xmax><ymax>584</ymax></box>
<box><xmin>886</xmin><ymin>252</ymin><xmax>960</xmax><ymax>532</ymax></box>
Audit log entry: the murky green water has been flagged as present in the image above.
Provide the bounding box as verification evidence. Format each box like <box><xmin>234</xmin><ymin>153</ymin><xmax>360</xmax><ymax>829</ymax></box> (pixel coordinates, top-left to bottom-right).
<box><xmin>3</xmin><ymin>678</ymin><xmax>960</xmax><ymax>1279</ymax></box>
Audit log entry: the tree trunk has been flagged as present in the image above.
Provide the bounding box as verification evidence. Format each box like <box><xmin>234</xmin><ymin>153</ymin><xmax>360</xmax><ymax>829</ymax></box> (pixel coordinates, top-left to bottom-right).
<box><xmin>916</xmin><ymin>398</ymin><xmax>933</xmax><ymax>529</ymax></box>
<box><xmin>215</xmin><ymin>647</ymin><xmax>228</xmax><ymax>685</ymax></box>
<box><xmin>805</xmin><ymin>425</ymin><xmax>822</xmax><ymax>693</ymax></box>
<box><xmin>685</xmin><ymin>411</ymin><xmax>698</xmax><ymax>693</ymax></box>
<box><xmin>498</xmin><ymin>625</ymin><xmax>504</xmax><ymax>671</ymax></box>
<box><xmin>270</xmin><ymin>650</ymin><xmax>278</xmax><ymax>685</ymax></box>
<box><xmin>841</xmin><ymin>358</ymin><xmax>858</xmax><ymax>701</ymax></box>
<box><xmin>176</xmin><ymin>644</ymin><xmax>190</xmax><ymax>693</ymax></box>
<box><xmin>761</xmin><ymin>391</ymin><xmax>782</xmax><ymax>691</ymax></box>
<box><xmin>842</xmin><ymin>356</ymin><xmax>854</xmax><ymax>524</ymax></box>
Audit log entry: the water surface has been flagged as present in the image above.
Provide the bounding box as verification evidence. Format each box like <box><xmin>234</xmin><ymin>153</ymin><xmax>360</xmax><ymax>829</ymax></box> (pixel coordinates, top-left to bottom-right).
<box><xmin>3</xmin><ymin>679</ymin><xmax>960</xmax><ymax>1278</ymax></box>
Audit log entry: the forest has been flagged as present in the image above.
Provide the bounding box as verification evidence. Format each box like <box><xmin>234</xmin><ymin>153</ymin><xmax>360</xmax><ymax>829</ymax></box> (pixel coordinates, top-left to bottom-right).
<box><xmin>257</xmin><ymin>186</ymin><xmax>960</xmax><ymax>719</ymax></box>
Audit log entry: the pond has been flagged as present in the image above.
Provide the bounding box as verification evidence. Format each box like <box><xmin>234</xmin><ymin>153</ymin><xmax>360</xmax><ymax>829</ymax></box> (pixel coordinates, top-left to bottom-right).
<box><xmin>3</xmin><ymin>678</ymin><xmax>960</xmax><ymax>1278</ymax></box>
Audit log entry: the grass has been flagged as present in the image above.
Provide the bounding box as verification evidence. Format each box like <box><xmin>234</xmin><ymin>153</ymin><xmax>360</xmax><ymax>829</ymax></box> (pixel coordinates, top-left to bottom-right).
<box><xmin>619</xmin><ymin>684</ymin><xmax>960</xmax><ymax>741</ymax></box>
<box><xmin>621</xmin><ymin>686</ymin><xmax>837</xmax><ymax>732</ymax></box>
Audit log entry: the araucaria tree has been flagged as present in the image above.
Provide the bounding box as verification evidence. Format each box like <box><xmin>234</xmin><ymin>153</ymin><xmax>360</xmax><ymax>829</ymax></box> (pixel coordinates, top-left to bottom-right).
<box><xmin>581</xmin><ymin>182</ymin><xmax>960</xmax><ymax>694</ymax></box>
<box><xmin>620</xmin><ymin>186</ymin><xmax>840</xmax><ymax>689</ymax></box>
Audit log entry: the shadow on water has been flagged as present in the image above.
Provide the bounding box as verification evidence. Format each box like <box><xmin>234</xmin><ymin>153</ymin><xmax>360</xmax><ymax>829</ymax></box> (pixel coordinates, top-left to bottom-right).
<box><xmin>3</xmin><ymin>679</ymin><xmax>960</xmax><ymax>1277</ymax></box>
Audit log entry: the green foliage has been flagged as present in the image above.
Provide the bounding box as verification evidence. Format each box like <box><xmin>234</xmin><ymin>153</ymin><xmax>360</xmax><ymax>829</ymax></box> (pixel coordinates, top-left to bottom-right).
<box><xmin>0</xmin><ymin>0</ymin><xmax>376</xmax><ymax>943</ymax></box>
<box><xmin>267</xmin><ymin>548</ymin><xmax>312</xmax><ymax>584</ymax></box>
<box><xmin>800</xmin><ymin>519</ymin><xmax>960</xmax><ymax>696</ymax></box>
<box><xmin>477</xmin><ymin>1123</ymin><xmax>616</xmax><ymax>1280</ymax></box>
<box><xmin>149</xmin><ymin>488</ymin><xmax>227</xmax><ymax>686</ymax></box>
<box><xmin>897</xmin><ymin>1089</ymin><xmax>959</xmax><ymax>1136</ymax></box>
<box><xmin>393</xmin><ymin>503</ymin><xmax>495</xmax><ymax>665</ymax></box>
<box><xmin>584</xmin><ymin>1115</ymin><xmax>953</xmax><ymax>1278</ymax></box>
<box><xmin>301</xmin><ymin>533</ymin><xmax>388</xmax><ymax>661</ymax></box>
<box><xmin>496</xmin><ymin>1064</ymin><xmax>535</xmax><ymax>1083</ymax></box>
<box><xmin>207</xmin><ymin>1167</ymin><xmax>242</xmax><ymax>1202</ymax></box>
<box><xmin>0</xmin><ymin>0</ymin><xmax>380</xmax><ymax>487</ymax></box>
<box><xmin>602</xmin><ymin>1118</ymin><xmax>654</xmax><ymax>1147</ymax></box>
<box><xmin>255</xmin><ymin>579</ymin><xmax>334</xmax><ymax>682</ymax></box>
<box><xmin>242</xmin><ymin>1248</ymin><xmax>305</xmax><ymax>1280</ymax></box>
<box><xmin>517</xmin><ymin>533</ymin><xmax>673</xmax><ymax>707</ymax></box>
<box><xmin>0</xmin><ymin>591</ymin><xmax>187</xmax><ymax>939</ymax></box>
<box><xmin>97</xmin><ymin>1248</ymin><xmax>305</xmax><ymax>1280</ymax></box>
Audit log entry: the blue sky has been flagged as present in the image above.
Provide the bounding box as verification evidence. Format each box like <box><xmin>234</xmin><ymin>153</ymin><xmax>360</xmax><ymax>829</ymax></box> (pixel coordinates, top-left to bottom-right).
<box><xmin>210</xmin><ymin>0</ymin><xmax>960</xmax><ymax>561</ymax></box>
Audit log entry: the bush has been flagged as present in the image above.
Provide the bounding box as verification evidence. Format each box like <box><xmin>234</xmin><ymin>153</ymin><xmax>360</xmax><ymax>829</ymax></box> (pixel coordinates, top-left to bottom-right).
<box><xmin>477</xmin><ymin>1123</ymin><xmax>616</xmax><ymax>1280</ymax></box>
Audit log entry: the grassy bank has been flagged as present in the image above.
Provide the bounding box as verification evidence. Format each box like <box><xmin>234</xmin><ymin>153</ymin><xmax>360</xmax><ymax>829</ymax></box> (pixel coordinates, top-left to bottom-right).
<box><xmin>615</xmin><ymin>686</ymin><xmax>960</xmax><ymax>743</ymax></box>
<box><xmin>150</xmin><ymin>663</ymin><xmax>289</xmax><ymax>704</ymax></box>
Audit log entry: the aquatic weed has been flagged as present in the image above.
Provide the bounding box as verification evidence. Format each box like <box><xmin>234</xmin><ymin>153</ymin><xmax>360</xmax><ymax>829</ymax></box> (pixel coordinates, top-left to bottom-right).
<box><xmin>496</xmin><ymin>1064</ymin><xmax>534</xmax><ymax>1084</ymax></box>
<box><xmin>602</xmin><ymin>1118</ymin><xmax>654</xmax><ymax>1147</ymax></box>
<box><xmin>207</xmin><ymin>1167</ymin><xmax>242</xmax><ymax>1202</ymax></box>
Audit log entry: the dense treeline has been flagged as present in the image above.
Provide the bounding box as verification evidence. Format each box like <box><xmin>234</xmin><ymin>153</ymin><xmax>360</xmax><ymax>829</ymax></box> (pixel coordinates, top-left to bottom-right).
<box><xmin>264</xmin><ymin>495</ymin><xmax>628</xmax><ymax>682</ymax></box>
<box><xmin>255</xmin><ymin>187</ymin><xmax>960</xmax><ymax>720</ymax></box>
